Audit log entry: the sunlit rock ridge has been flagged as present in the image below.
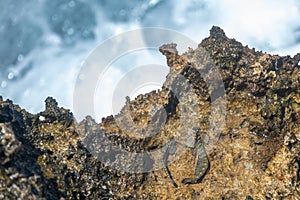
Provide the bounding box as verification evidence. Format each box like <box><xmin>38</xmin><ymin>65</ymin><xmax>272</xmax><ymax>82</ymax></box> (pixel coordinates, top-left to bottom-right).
<box><xmin>0</xmin><ymin>26</ymin><xmax>300</xmax><ymax>199</ymax></box>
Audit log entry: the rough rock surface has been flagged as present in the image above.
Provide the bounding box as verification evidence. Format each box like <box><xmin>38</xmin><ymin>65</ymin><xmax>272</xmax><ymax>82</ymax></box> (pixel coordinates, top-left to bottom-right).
<box><xmin>0</xmin><ymin>26</ymin><xmax>300</xmax><ymax>199</ymax></box>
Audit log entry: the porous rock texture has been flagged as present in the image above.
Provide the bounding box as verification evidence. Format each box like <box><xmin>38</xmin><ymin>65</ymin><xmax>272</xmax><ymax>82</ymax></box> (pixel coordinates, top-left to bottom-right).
<box><xmin>0</xmin><ymin>26</ymin><xmax>300</xmax><ymax>199</ymax></box>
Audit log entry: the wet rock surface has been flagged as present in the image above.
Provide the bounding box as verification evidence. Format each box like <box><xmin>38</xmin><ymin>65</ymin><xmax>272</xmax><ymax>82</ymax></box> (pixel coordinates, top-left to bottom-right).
<box><xmin>0</xmin><ymin>26</ymin><xmax>300</xmax><ymax>199</ymax></box>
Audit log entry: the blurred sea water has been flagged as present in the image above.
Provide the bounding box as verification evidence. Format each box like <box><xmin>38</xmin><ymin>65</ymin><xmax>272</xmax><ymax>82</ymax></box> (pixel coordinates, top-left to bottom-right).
<box><xmin>0</xmin><ymin>0</ymin><xmax>300</xmax><ymax>120</ymax></box>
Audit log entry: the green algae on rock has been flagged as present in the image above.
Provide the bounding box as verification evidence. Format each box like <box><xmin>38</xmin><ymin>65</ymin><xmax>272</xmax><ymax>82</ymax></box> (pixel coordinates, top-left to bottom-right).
<box><xmin>0</xmin><ymin>26</ymin><xmax>300</xmax><ymax>199</ymax></box>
